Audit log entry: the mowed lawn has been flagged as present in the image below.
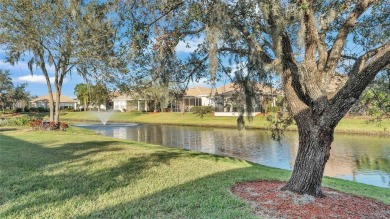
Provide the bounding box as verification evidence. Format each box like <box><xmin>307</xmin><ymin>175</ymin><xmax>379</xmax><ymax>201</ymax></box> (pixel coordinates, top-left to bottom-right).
<box><xmin>59</xmin><ymin>111</ymin><xmax>390</xmax><ymax>135</ymax></box>
<box><xmin>1</xmin><ymin>127</ymin><xmax>389</xmax><ymax>218</ymax></box>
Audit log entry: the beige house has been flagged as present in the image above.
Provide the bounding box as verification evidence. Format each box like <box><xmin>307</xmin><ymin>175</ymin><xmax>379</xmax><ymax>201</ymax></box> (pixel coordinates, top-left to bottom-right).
<box><xmin>112</xmin><ymin>94</ymin><xmax>150</xmax><ymax>112</ymax></box>
<box><xmin>181</xmin><ymin>83</ymin><xmax>282</xmax><ymax>114</ymax></box>
<box><xmin>180</xmin><ymin>86</ymin><xmax>215</xmax><ymax>112</ymax></box>
<box><xmin>30</xmin><ymin>93</ymin><xmax>79</xmax><ymax>110</ymax></box>
<box><xmin>110</xmin><ymin>82</ymin><xmax>282</xmax><ymax>113</ymax></box>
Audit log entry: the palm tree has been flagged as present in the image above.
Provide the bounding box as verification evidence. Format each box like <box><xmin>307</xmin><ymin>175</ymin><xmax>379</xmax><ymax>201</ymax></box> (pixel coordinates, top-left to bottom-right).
<box><xmin>74</xmin><ymin>83</ymin><xmax>89</xmax><ymax>111</ymax></box>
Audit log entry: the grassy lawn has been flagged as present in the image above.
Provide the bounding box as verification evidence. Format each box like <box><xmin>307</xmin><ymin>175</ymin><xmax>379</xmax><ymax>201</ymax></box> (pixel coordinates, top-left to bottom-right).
<box><xmin>0</xmin><ymin>127</ymin><xmax>389</xmax><ymax>218</ymax></box>
<box><xmin>56</xmin><ymin>111</ymin><xmax>390</xmax><ymax>135</ymax></box>
<box><xmin>60</xmin><ymin>111</ymin><xmax>269</xmax><ymax>128</ymax></box>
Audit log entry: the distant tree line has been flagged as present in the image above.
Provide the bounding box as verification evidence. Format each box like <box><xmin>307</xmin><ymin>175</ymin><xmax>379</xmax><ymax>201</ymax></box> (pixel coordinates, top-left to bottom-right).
<box><xmin>74</xmin><ymin>82</ymin><xmax>111</xmax><ymax>111</ymax></box>
<box><xmin>0</xmin><ymin>70</ymin><xmax>30</xmax><ymax>112</ymax></box>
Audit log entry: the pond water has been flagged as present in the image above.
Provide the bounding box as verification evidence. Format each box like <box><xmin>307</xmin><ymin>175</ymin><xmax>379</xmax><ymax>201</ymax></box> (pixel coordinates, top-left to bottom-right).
<box><xmin>76</xmin><ymin>123</ymin><xmax>390</xmax><ymax>188</ymax></box>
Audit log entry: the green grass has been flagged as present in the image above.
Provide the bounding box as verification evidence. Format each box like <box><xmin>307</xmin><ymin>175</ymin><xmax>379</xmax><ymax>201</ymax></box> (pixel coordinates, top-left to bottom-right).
<box><xmin>0</xmin><ymin>127</ymin><xmax>389</xmax><ymax>218</ymax></box>
<box><xmin>56</xmin><ymin>111</ymin><xmax>390</xmax><ymax>135</ymax></box>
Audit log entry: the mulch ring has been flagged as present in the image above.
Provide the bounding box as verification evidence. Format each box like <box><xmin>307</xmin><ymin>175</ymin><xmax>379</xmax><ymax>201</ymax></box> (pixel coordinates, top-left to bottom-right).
<box><xmin>231</xmin><ymin>181</ymin><xmax>390</xmax><ymax>219</ymax></box>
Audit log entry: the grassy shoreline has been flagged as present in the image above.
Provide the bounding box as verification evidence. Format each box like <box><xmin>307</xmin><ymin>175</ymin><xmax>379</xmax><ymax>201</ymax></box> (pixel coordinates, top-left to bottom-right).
<box><xmin>0</xmin><ymin>127</ymin><xmax>389</xmax><ymax>218</ymax></box>
<box><xmin>57</xmin><ymin>111</ymin><xmax>390</xmax><ymax>136</ymax></box>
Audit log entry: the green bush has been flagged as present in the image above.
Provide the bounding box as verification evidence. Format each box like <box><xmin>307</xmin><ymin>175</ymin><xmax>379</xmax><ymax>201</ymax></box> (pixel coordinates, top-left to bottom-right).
<box><xmin>266</xmin><ymin>105</ymin><xmax>280</xmax><ymax>113</ymax></box>
<box><xmin>2</xmin><ymin>115</ymin><xmax>31</xmax><ymax>126</ymax></box>
<box><xmin>1</xmin><ymin>109</ymin><xmax>14</xmax><ymax>114</ymax></box>
<box><xmin>37</xmin><ymin>107</ymin><xmax>48</xmax><ymax>112</ymax></box>
<box><xmin>191</xmin><ymin>106</ymin><xmax>214</xmax><ymax>119</ymax></box>
<box><xmin>367</xmin><ymin>107</ymin><xmax>382</xmax><ymax>117</ymax></box>
<box><xmin>61</xmin><ymin>108</ymin><xmax>74</xmax><ymax>112</ymax></box>
<box><xmin>0</xmin><ymin>118</ymin><xmax>7</xmax><ymax>126</ymax></box>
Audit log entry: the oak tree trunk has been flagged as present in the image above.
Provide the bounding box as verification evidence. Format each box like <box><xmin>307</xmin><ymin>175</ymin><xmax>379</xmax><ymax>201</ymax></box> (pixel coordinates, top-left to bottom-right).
<box><xmin>54</xmin><ymin>91</ymin><xmax>61</xmax><ymax>126</ymax></box>
<box><xmin>154</xmin><ymin>100</ymin><xmax>158</xmax><ymax>113</ymax></box>
<box><xmin>47</xmin><ymin>90</ymin><xmax>54</xmax><ymax>123</ymax></box>
<box><xmin>282</xmin><ymin>118</ymin><xmax>334</xmax><ymax>197</ymax></box>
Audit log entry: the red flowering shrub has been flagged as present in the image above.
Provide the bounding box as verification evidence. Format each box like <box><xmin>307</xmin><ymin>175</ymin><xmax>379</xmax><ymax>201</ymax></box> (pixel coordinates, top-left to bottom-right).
<box><xmin>48</xmin><ymin>121</ymin><xmax>56</xmax><ymax>130</ymax></box>
<box><xmin>29</xmin><ymin>119</ymin><xmax>43</xmax><ymax>130</ymax></box>
<box><xmin>59</xmin><ymin>122</ymin><xmax>69</xmax><ymax>131</ymax></box>
<box><xmin>29</xmin><ymin>119</ymin><xmax>68</xmax><ymax>131</ymax></box>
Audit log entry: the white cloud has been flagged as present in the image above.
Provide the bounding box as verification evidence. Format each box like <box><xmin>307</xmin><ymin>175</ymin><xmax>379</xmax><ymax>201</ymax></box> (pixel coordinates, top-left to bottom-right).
<box><xmin>176</xmin><ymin>37</ymin><xmax>204</xmax><ymax>53</ymax></box>
<box><xmin>0</xmin><ymin>49</ymin><xmax>6</xmax><ymax>57</ymax></box>
<box><xmin>1</xmin><ymin>60</ymin><xmax>26</xmax><ymax>72</ymax></box>
<box><xmin>221</xmin><ymin>62</ymin><xmax>249</xmax><ymax>79</ymax></box>
<box><xmin>16</xmin><ymin>75</ymin><xmax>68</xmax><ymax>84</ymax></box>
<box><xmin>1</xmin><ymin>59</ymin><xmax>56</xmax><ymax>75</ymax></box>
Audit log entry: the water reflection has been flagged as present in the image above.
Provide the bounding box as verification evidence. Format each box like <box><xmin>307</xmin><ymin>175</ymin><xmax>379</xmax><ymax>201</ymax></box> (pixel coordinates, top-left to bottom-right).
<box><xmin>77</xmin><ymin>123</ymin><xmax>390</xmax><ymax>188</ymax></box>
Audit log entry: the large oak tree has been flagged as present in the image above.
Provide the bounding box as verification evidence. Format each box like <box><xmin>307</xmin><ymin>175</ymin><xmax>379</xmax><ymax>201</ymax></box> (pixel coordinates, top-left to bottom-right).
<box><xmin>0</xmin><ymin>0</ymin><xmax>117</xmax><ymax>124</ymax></box>
<box><xmin>128</xmin><ymin>0</ymin><xmax>390</xmax><ymax>197</ymax></box>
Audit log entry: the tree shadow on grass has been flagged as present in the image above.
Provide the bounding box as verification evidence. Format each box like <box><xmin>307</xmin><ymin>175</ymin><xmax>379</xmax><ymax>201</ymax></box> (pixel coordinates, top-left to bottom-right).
<box><xmin>2</xmin><ymin>132</ymin><xmax>389</xmax><ymax>218</ymax></box>
<box><xmin>0</xmin><ymin>128</ymin><xmax>17</xmax><ymax>132</ymax></box>
<box><xmin>1</xmin><ymin>133</ymin><xmax>239</xmax><ymax>218</ymax></box>
<box><xmin>76</xmin><ymin>166</ymin><xmax>284</xmax><ymax>219</ymax></box>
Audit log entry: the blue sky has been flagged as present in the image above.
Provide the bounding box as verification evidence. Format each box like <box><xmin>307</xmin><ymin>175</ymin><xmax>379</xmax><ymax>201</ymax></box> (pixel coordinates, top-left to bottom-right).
<box><xmin>1</xmin><ymin>34</ymin><xmax>289</xmax><ymax>99</ymax></box>
<box><xmin>0</xmin><ymin>36</ymin><xmax>210</xmax><ymax>98</ymax></box>
<box><xmin>0</xmin><ymin>51</ymin><xmax>85</xmax><ymax>98</ymax></box>
<box><xmin>1</xmin><ymin>34</ymin><xmax>254</xmax><ymax>99</ymax></box>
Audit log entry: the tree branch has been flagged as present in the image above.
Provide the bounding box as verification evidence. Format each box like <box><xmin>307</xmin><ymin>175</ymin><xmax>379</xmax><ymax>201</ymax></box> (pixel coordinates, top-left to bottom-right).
<box><xmin>300</xmin><ymin>0</ymin><xmax>329</xmax><ymax>99</ymax></box>
<box><xmin>341</xmin><ymin>54</ymin><xmax>358</xmax><ymax>60</ymax></box>
<box><xmin>281</xmin><ymin>32</ymin><xmax>311</xmax><ymax>115</ymax></box>
<box><xmin>232</xmin><ymin>20</ymin><xmax>274</xmax><ymax>64</ymax></box>
<box><xmin>329</xmin><ymin>41</ymin><xmax>390</xmax><ymax>123</ymax></box>
<box><xmin>179</xmin><ymin>26</ymin><xmax>205</xmax><ymax>36</ymax></box>
<box><xmin>146</xmin><ymin>1</ymin><xmax>184</xmax><ymax>29</ymax></box>
<box><xmin>302</xmin><ymin>0</ymin><xmax>322</xmax><ymax>73</ymax></box>
<box><xmin>218</xmin><ymin>47</ymin><xmax>249</xmax><ymax>56</ymax></box>
<box><xmin>324</xmin><ymin>0</ymin><xmax>374</xmax><ymax>75</ymax></box>
<box><xmin>350</xmin><ymin>40</ymin><xmax>390</xmax><ymax>75</ymax></box>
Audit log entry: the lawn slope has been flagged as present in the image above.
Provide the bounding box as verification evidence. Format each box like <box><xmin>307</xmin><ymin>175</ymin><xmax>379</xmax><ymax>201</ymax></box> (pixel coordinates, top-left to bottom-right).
<box><xmin>0</xmin><ymin>127</ymin><xmax>389</xmax><ymax>218</ymax></box>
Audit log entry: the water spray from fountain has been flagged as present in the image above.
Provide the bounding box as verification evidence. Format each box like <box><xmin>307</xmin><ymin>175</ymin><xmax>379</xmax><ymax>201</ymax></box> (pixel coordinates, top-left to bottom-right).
<box><xmin>91</xmin><ymin>110</ymin><xmax>114</xmax><ymax>125</ymax></box>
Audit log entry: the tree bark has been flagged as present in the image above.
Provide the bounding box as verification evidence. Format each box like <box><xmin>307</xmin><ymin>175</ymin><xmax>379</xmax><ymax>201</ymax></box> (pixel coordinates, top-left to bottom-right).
<box><xmin>38</xmin><ymin>50</ymin><xmax>54</xmax><ymax>122</ymax></box>
<box><xmin>47</xmin><ymin>87</ymin><xmax>54</xmax><ymax>122</ymax></box>
<box><xmin>154</xmin><ymin>100</ymin><xmax>158</xmax><ymax>113</ymax></box>
<box><xmin>282</xmin><ymin>118</ymin><xmax>334</xmax><ymax>197</ymax></box>
<box><xmin>54</xmin><ymin>91</ymin><xmax>61</xmax><ymax>125</ymax></box>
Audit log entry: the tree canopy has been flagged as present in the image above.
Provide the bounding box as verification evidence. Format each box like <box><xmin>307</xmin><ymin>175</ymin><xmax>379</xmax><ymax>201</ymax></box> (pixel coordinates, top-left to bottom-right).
<box><xmin>0</xmin><ymin>0</ymin><xmax>389</xmax><ymax>197</ymax></box>
<box><xmin>0</xmin><ymin>0</ymin><xmax>120</xmax><ymax>124</ymax></box>
<box><xmin>123</xmin><ymin>0</ymin><xmax>390</xmax><ymax>197</ymax></box>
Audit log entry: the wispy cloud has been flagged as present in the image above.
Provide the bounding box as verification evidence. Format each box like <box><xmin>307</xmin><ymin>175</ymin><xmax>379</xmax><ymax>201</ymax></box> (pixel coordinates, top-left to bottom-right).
<box><xmin>16</xmin><ymin>75</ymin><xmax>68</xmax><ymax>84</ymax></box>
<box><xmin>1</xmin><ymin>59</ymin><xmax>56</xmax><ymax>75</ymax></box>
<box><xmin>230</xmin><ymin>62</ymin><xmax>248</xmax><ymax>77</ymax></box>
<box><xmin>176</xmin><ymin>37</ymin><xmax>204</xmax><ymax>53</ymax></box>
<box><xmin>0</xmin><ymin>49</ymin><xmax>6</xmax><ymax>57</ymax></box>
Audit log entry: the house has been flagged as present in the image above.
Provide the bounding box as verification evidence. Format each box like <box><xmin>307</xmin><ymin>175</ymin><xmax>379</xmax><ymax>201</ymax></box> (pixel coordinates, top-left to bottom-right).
<box><xmin>112</xmin><ymin>94</ymin><xmax>150</xmax><ymax>112</ymax></box>
<box><xmin>214</xmin><ymin>83</ymin><xmax>281</xmax><ymax>113</ymax></box>
<box><xmin>30</xmin><ymin>93</ymin><xmax>79</xmax><ymax>110</ymax></box>
<box><xmin>110</xmin><ymin>82</ymin><xmax>282</xmax><ymax>114</ymax></box>
<box><xmin>179</xmin><ymin>86</ymin><xmax>215</xmax><ymax>112</ymax></box>
<box><xmin>181</xmin><ymin>83</ymin><xmax>282</xmax><ymax>115</ymax></box>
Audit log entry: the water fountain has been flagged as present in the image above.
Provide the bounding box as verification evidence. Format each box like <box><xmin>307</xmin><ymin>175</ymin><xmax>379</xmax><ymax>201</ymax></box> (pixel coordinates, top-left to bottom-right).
<box><xmin>91</xmin><ymin>110</ymin><xmax>114</xmax><ymax>125</ymax></box>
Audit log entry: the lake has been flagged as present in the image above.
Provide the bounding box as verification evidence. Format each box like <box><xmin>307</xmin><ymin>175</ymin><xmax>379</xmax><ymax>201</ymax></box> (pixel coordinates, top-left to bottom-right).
<box><xmin>76</xmin><ymin>123</ymin><xmax>390</xmax><ymax>188</ymax></box>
